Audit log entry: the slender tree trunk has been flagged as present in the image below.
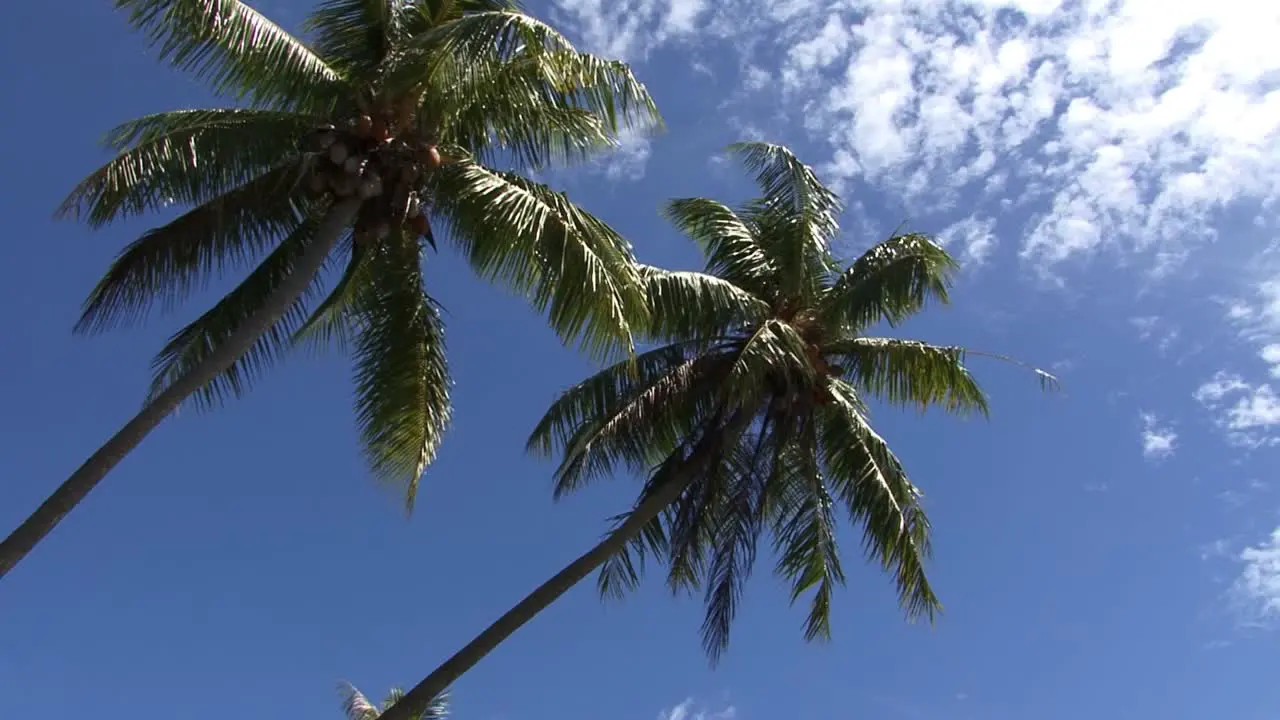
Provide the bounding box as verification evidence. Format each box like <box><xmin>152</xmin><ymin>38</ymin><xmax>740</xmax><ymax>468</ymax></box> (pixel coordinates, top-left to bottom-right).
<box><xmin>377</xmin><ymin>410</ymin><xmax>753</xmax><ymax>720</ymax></box>
<box><xmin>0</xmin><ymin>198</ymin><xmax>363</xmax><ymax>582</ymax></box>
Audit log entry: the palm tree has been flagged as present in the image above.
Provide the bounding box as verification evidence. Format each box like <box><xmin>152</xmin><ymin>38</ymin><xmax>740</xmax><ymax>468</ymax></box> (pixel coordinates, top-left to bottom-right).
<box><xmin>0</xmin><ymin>0</ymin><xmax>660</xmax><ymax>580</ymax></box>
<box><xmin>369</xmin><ymin>141</ymin><xmax>1056</xmax><ymax>720</ymax></box>
<box><xmin>341</xmin><ymin>682</ymin><xmax>449</xmax><ymax>720</ymax></box>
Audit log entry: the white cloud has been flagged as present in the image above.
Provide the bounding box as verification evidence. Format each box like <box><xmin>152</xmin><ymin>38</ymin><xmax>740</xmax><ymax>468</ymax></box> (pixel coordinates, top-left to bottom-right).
<box><xmin>657</xmin><ymin>699</ymin><xmax>736</xmax><ymax>720</ymax></box>
<box><xmin>939</xmin><ymin>215</ymin><xmax>998</xmax><ymax>266</ymax></box>
<box><xmin>1232</xmin><ymin>527</ymin><xmax>1280</xmax><ymax>626</ymax></box>
<box><xmin>552</xmin><ymin>0</ymin><xmax>1280</xmax><ymax>278</ymax></box>
<box><xmin>589</xmin><ymin>128</ymin><xmax>654</xmax><ymax>182</ymax></box>
<box><xmin>1130</xmin><ymin>315</ymin><xmax>1180</xmax><ymax>355</ymax></box>
<box><xmin>1194</xmin><ymin>371</ymin><xmax>1280</xmax><ymax>448</ymax></box>
<box><xmin>1139</xmin><ymin>411</ymin><xmax>1177</xmax><ymax>461</ymax></box>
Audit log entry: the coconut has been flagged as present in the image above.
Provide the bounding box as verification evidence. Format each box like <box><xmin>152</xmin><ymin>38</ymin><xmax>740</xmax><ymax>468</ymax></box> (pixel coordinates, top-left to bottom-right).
<box><xmin>375</xmin><ymin>221</ymin><xmax>392</xmax><ymax>240</ymax></box>
<box><xmin>329</xmin><ymin>142</ymin><xmax>349</xmax><ymax>165</ymax></box>
<box><xmin>372</xmin><ymin>117</ymin><xmax>389</xmax><ymax>141</ymax></box>
<box><xmin>356</xmin><ymin>115</ymin><xmax>374</xmax><ymax>137</ymax></box>
<box><xmin>343</xmin><ymin>155</ymin><xmax>364</xmax><ymax>174</ymax></box>
<box><xmin>422</xmin><ymin>145</ymin><xmax>442</xmax><ymax>169</ymax></box>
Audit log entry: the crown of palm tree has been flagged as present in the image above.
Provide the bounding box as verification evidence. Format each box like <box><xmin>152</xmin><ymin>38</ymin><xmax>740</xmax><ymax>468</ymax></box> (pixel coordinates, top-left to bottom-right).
<box><xmin>58</xmin><ymin>0</ymin><xmax>661</xmax><ymax>506</ymax></box>
<box><xmin>529</xmin><ymin>142</ymin><xmax>1057</xmax><ymax>661</ymax></box>
<box><xmin>341</xmin><ymin>682</ymin><xmax>449</xmax><ymax>720</ymax></box>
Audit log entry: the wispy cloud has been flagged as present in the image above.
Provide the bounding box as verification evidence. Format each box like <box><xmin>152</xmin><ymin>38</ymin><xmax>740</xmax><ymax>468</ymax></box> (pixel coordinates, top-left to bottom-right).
<box><xmin>553</xmin><ymin>0</ymin><xmax>1280</xmax><ymax>280</ymax></box>
<box><xmin>590</xmin><ymin>128</ymin><xmax>654</xmax><ymax>182</ymax></box>
<box><xmin>658</xmin><ymin>698</ymin><xmax>737</xmax><ymax>720</ymax></box>
<box><xmin>1231</xmin><ymin>528</ymin><xmax>1280</xmax><ymax>627</ymax></box>
<box><xmin>1139</xmin><ymin>411</ymin><xmax>1177</xmax><ymax>461</ymax></box>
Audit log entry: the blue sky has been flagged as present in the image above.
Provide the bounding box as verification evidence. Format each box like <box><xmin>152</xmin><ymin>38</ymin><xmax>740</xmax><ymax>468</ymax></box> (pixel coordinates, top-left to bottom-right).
<box><xmin>2</xmin><ymin>0</ymin><xmax>1279</xmax><ymax>719</ymax></box>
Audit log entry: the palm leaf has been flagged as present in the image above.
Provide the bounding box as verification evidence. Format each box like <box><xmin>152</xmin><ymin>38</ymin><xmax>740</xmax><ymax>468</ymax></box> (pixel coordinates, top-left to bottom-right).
<box><xmin>432</xmin><ymin>53</ymin><xmax>617</xmax><ymax>170</ymax></box>
<box><xmin>727</xmin><ymin>141</ymin><xmax>841</xmax><ymax>301</ymax></box>
<box><xmin>306</xmin><ymin>0</ymin><xmax>405</xmax><ymax>79</ymax></box>
<box><xmin>662</xmin><ymin>198</ymin><xmax>777</xmax><ymax>300</ymax></box>
<box><xmin>820</xmin><ymin>233</ymin><xmax>957</xmax><ymax>331</ymax></box>
<box><xmin>340</xmin><ymin>682</ymin><xmax>381</xmax><ymax>720</ymax></box>
<box><xmin>638</xmin><ymin>265</ymin><xmax>770</xmax><ymax>343</ymax></box>
<box><xmin>819</xmin><ymin>379</ymin><xmax>938</xmax><ymax>621</ymax></box>
<box><xmin>827</xmin><ymin>337</ymin><xmax>990</xmax><ymax>416</ymax></box>
<box><xmin>769</xmin><ymin>423</ymin><xmax>845</xmax><ymax>643</ymax></box>
<box><xmin>351</xmin><ymin>234</ymin><xmax>452</xmax><ymax>512</ymax></box>
<box><xmin>293</xmin><ymin>237</ymin><xmax>372</xmax><ymax>352</ymax></box>
<box><xmin>146</xmin><ymin>215</ymin><xmax>327</xmax><ymax>409</ymax></box>
<box><xmin>58</xmin><ymin>108</ymin><xmax>313</xmax><ymax>228</ymax></box>
<box><xmin>116</xmin><ymin>0</ymin><xmax>344</xmax><ymax>112</ymax></box>
<box><xmin>75</xmin><ymin>163</ymin><xmax>308</xmax><ymax>334</ymax></box>
<box><xmin>428</xmin><ymin>160</ymin><xmax>646</xmax><ymax>359</ymax></box>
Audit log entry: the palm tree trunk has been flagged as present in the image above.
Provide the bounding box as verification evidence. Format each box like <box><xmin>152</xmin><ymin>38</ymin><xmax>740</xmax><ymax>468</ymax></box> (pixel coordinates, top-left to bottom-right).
<box><xmin>0</xmin><ymin>198</ymin><xmax>363</xmax><ymax>581</ymax></box>
<box><xmin>377</xmin><ymin>410</ymin><xmax>753</xmax><ymax>720</ymax></box>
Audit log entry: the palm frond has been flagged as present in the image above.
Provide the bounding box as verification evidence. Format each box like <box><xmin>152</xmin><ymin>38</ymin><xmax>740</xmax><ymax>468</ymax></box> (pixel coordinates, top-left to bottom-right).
<box><xmin>58</xmin><ymin>109</ymin><xmax>313</xmax><ymax>228</ymax></box>
<box><xmin>727</xmin><ymin>142</ymin><xmax>841</xmax><ymax>233</ymax></box>
<box><xmin>339</xmin><ymin>682</ymin><xmax>381</xmax><ymax>720</ymax></box>
<box><xmin>638</xmin><ymin>265</ymin><xmax>769</xmax><ymax>343</ymax></box>
<box><xmin>351</xmin><ymin>234</ymin><xmax>452</xmax><ymax>512</ymax></box>
<box><xmin>147</xmin><ymin>215</ymin><xmax>326</xmax><ymax>409</ymax></box>
<box><xmin>769</xmin><ymin>423</ymin><xmax>845</xmax><ymax>643</ymax></box>
<box><xmin>699</xmin><ymin>434</ymin><xmax>765</xmax><ymax>662</ymax></box>
<box><xmin>293</xmin><ymin>236</ymin><xmax>372</xmax><ymax>352</ymax></box>
<box><xmin>819</xmin><ymin>379</ymin><xmax>939</xmax><ymax>621</ymax></box>
<box><xmin>381</xmin><ymin>687</ymin><xmax>450</xmax><ymax>720</ymax></box>
<box><xmin>306</xmin><ymin>0</ymin><xmax>404</xmax><ymax>80</ymax></box>
<box><xmin>820</xmin><ymin>233</ymin><xmax>958</xmax><ymax>331</ymax></box>
<box><xmin>432</xmin><ymin>53</ymin><xmax>617</xmax><ymax>170</ymax></box>
<box><xmin>662</xmin><ymin>198</ymin><xmax>777</xmax><ymax>300</ymax></box>
<box><xmin>721</xmin><ymin>320</ymin><xmax>813</xmax><ymax>407</ymax></box>
<box><xmin>827</xmin><ymin>337</ymin><xmax>990</xmax><ymax>416</ymax></box>
<box><xmin>428</xmin><ymin>161</ymin><xmax>646</xmax><ymax>359</ymax></box>
<box><xmin>727</xmin><ymin>142</ymin><xmax>842</xmax><ymax>303</ymax></box>
<box><xmin>543</xmin><ymin>350</ymin><xmax>728</xmax><ymax>498</ymax></box>
<box><xmin>115</xmin><ymin>0</ymin><xmax>344</xmax><ymax>111</ymax></box>
<box><xmin>75</xmin><ymin>163</ymin><xmax>308</xmax><ymax>334</ymax></box>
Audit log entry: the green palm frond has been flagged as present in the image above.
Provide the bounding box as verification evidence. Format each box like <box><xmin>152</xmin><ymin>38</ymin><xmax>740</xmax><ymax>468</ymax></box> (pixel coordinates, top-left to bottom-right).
<box><xmin>351</xmin><ymin>234</ymin><xmax>452</xmax><ymax>512</ymax></box>
<box><xmin>699</xmin><ymin>437</ymin><xmax>765</xmax><ymax>661</ymax></box>
<box><xmin>306</xmin><ymin>0</ymin><xmax>405</xmax><ymax>79</ymax></box>
<box><xmin>827</xmin><ymin>337</ymin><xmax>990</xmax><ymax>416</ymax></box>
<box><xmin>768</xmin><ymin>423</ymin><xmax>845</xmax><ymax>644</ymax></box>
<box><xmin>58</xmin><ymin>109</ymin><xmax>313</xmax><ymax>228</ymax></box>
<box><xmin>728</xmin><ymin>142</ymin><xmax>841</xmax><ymax>233</ymax></box>
<box><xmin>639</xmin><ymin>265</ymin><xmax>770</xmax><ymax>343</ymax></box>
<box><xmin>292</xmin><ymin>237</ymin><xmax>372</xmax><ymax>352</ymax></box>
<box><xmin>545</xmin><ymin>351</ymin><xmax>728</xmax><ymax>498</ymax></box>
<box><xmin>75</xmin><ymin>164</ymin><xmax>308</xmax><ymax>334</ymax></box>
<box><xmin>662</xmin><ymin>198</ymin><xmax>777</xmax><ymax>299</ymax></box>
<box><xmin>428</xmin><ymin>160</ymin><xmax>647</xmax><ymax>359</ymax></box>
<box><xmin>340</xmin><ymin>683</ymin><xmax>381</xmax><ymax>720</ymax></box>
<box><xmin>116</xmin><ymin>0</ymin><xmax>344</xmax><ymax>112</ymax></box>
<box><xmin>820</xmin><ymin>379</ymin><xmax>938</xmax><ymax>621</ymax></box>
<box><xmin>721</xmin><ymin>320</ymin><xmax>812</xmax><ymax>406</ymax></box>
<box><xmin>820</xmin><ymin>233</ymin><xmax>957</xmax><ymax>331</ymax></box>
<box><xmin>380</xmin><ymin>687</ymin><xmax>450</xmax><ymax>720</ymax></box>
<box><xmin>147</xmin><ymin>216</ymin><xmax>327</xmax><ymax>409</ymax></box>
<box><xmin>433</xmin><ymin>53</ymin><xmax>617</xmax><ymax>170</ymax></box>
<box><xmin>727</xmin><ymin>142</ymin><xmax>841</xmax><ymax>301</ymax></box>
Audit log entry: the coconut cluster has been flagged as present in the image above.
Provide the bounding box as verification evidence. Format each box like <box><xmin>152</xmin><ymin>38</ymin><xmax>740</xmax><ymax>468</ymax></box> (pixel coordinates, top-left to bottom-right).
<box><xmin>305</xmin><ymin>115</ymin><xmax>442</xmax><ymax>246</ymax></box>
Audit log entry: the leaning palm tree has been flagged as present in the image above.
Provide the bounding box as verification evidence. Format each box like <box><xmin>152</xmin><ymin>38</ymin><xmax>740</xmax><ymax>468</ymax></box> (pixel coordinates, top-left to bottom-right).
<box><xmin>369</xmin><ymin>141</ymin><xmax>1056</xmax><ymax>720</ymax></box>
<box><xmin>341</xmin><ymin>682</ymin><xmax>449</xmax><ymax>720</ymax></box>
<box><xmin>0</xmin><ymin>0</ymin><xmax>660</xmax><ymax>580</ymax></box>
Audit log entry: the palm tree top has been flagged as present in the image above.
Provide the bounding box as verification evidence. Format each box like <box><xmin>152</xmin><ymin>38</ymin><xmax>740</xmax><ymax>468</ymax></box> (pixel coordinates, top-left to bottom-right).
<box><xmin>530</xmin><ymin>140</ymin><xmax>1058</xmax><ymax>661</ymax></box>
